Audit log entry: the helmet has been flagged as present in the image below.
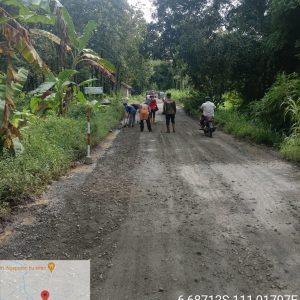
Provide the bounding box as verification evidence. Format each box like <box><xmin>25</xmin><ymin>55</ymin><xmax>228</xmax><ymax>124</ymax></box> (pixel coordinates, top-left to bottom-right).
<box><xmin>205</xmin><ymin>96</ymin><xmax>211</xmax><ymax>101</ymax></box>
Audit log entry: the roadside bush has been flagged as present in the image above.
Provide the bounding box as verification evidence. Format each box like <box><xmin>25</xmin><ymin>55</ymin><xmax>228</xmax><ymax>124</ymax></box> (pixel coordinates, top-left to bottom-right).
<box><xmin>165</xmin><ymin>89</ymin><xmax>191</xmax><ymax>103</ymax></box>
<box><xmin>183</xmin><ymin>96</ymin><xmax>202</xmax><ymax>117</ymax></box>
<box><xmin>281</xmin><ymin>134</ymin><xmax>300</xmax><ymax>162</ymax></box>
<box><xmin>251</xmin><ymin>73</ymin><xmax>300</xmax><ymax>131</ymax></box>
<box><xmin>0</xmin><ymin>102</ymin><xmax>123</xmax><ymax>216</ymax></box>
<box><xmin>215</xmin><ymin>109</ymin><xmax>282</xmax><ymax>146</ymax></box>
<box><xmin>280</xmin><ymin>97</ymin><xmax>300</xmax><ymax>161</ymax></box>
<box><xmin>91</xmin><ymin>103</ymin><xmax>123</xmax><ymax>144</ymax></box>
<box><xmin>182</xmin><ymin>91</ymin><xmax>206</xmax><ymax>117</ymax></box>
<box><xmin>0</xmin><ymin>117</ymin><xmax>76</xmax><ymax>204</ymax></box>
<box><xmin>221</xmin><ymin>91</ymin><xmax>243</xmax><ymax>109</ymax></box>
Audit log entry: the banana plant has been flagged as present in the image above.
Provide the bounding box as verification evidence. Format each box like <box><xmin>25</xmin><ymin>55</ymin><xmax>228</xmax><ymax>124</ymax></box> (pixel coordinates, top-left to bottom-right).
<box><xmin>0</xmin><ymin>0</ymin><xmax>116</xmax><ymax>151</ymax></box>
<box><xmin>62</xmin><ymin>10</ymin><xmax>117</xmax><ymax>82</ymax></box>
<box><xmin>29</xmin><ymin>69</ymin><xmax>98</xmax><ymax>116</ymax></box>
<box><xmin>0</xmin><ymin>1</ymin><xmax>54</xmax><ymax>151</ymax></box>
<box><xmin>29</xmin><ymin>69</ymin><xmax>77</xmax><ymax>116</ymax></box>
<box><xmin>2</xmin><ymin>0</ymin><xmax>55</xmax><ymax>25</ymax></box>
<box><xmin>0</xmin><ymin>8</ymin><xmax>52</xmax><ymax>74</ymax></box>
<box><xmin>27</xmin><ymin>0</ymin><xmax>117</xmax><ymax>82</ymax></box>
<box><xmin>0</xmin><ymin>65</ymin><xmax>29</xmax><ymax>150</ymax></box>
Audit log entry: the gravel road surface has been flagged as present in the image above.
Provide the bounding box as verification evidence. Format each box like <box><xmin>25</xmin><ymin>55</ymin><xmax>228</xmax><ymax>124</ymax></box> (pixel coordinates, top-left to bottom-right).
<box><xmin>0</xmin><ymin>103</ymin><xmax>299</xmax><ymax>299</ymax></box>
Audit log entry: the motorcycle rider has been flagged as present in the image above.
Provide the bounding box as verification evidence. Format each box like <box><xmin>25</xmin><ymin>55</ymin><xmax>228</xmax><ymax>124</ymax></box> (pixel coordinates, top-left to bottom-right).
<box><xmin>200</xmin><ymin>96</ymin><xmax>216</xmax><ymax>128</ymax></box>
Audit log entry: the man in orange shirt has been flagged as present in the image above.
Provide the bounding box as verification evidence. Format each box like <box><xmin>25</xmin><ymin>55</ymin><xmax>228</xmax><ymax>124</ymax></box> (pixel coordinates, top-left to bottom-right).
<box><xmin>139</xmin><ymin>103</ymin><xmax>152</xmax><ymax>132</ymax></box>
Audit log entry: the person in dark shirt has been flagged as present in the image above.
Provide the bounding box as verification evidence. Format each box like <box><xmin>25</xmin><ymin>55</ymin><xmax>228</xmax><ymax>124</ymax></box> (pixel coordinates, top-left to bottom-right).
<box><xmin>163</xmin><ymin>93</ymin><xmax>176</xmax><ymax>133</ymax></box>
<box><xmin>124</xmin><ymin>103</ymin><xmax>137</xmax><ymax>127</ymax></box>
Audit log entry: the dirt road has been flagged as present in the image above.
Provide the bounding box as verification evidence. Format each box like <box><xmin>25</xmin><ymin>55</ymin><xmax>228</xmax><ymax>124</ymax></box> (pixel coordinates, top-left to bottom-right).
<box><xmin>0</xmin><ymin>104</ymin><xmax>300</xmax><ymax>299</ymax></box>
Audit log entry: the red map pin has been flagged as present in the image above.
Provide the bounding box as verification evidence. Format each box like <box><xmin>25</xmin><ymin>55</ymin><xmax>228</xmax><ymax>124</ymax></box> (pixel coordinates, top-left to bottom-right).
<box><xmin>41</xmin><ymin>290</ymin><xmax>50</xmax><ymax>300</ymax></box>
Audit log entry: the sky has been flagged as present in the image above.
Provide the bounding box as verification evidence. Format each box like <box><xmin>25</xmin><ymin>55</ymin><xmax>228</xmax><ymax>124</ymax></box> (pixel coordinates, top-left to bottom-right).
<box><xmin>127</xmin><ymin>0</ymin><xmax>154</xmax><ymax>23</ymax></box>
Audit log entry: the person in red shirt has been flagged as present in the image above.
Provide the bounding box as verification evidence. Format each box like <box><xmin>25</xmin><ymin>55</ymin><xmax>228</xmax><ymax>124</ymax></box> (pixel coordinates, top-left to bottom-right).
<box><xmin>149</xmin><ymin>95</ymin><xmax>158</xmax><ymax>124</ymax></box>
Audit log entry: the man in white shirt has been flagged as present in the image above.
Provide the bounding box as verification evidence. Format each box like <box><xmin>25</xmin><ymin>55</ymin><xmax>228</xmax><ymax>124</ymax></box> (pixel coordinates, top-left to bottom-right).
<box><xmin>200</xmin><ymin>96</ymin><xmax>216</xmax><ymax>128</ymax></box>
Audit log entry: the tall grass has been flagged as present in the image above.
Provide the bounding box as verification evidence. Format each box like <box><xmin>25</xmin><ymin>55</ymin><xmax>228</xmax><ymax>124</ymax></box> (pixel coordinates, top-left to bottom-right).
<box><xmin>215</xmin><ymin>109</ymin><xmax>283</xmax><ymax>146</ymax></box>
<box><xmin>280</xmin><ymin>97</ymin><xmax>300</xmax><ymax>161</ymax></box>
<box><xmin>281</xmin><ymin>135</ymin><xmax>300</xmax><ymax>162</ymax></box>
<box><xmin>250</xmin><ymin>73</ymin><xmax>300</xmax><ymax>131</ymax></box>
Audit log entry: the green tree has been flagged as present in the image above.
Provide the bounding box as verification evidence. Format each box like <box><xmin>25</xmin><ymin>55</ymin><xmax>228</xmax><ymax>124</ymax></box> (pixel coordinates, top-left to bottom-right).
<box><xmin>150</xmin><ymin>0</ymin><xmax>300</xmax><ymax>103</ymax></box>
<box><xmin>62</xmin><ymin>0</ymin><xmax>151</xmax><ymax>93</ymax></box>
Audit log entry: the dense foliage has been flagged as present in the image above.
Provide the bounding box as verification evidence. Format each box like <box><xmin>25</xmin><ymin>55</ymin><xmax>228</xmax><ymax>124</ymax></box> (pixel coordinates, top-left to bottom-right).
<box><xmin>61</xmin><ymin>0</ymin><xmax>152</xmax><ymax>94</ymax></box>
<box><xmin>0</xmin><ymin>0</ymin><xmax>127</xmax><ymax>213</ymax></box>
<box><xmin>0</xmin><ymin>101</ymin><xmax>123</xmax><ymax>218</ymax></box>
<box><xmin>149</xmin><ymin>0</ymin><xmax>300</xmax><ymax>102</ymax></box>
<box><xmin>147</xmin><ymin>0</ymin><xmax>300</xmax><ymax>160</ymax></box>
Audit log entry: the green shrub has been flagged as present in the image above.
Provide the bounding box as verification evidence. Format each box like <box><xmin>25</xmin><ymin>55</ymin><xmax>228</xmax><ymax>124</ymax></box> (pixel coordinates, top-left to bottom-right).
<box><xmin>91</xmin><ymin>104</ymin><xmax>123</xmax><ymax>144</ymax></box>
<box><xmin>0</xmin><ymin>117</ymin><xmax>73</xmax><ymax>202</ymax></box>
<box><xmin>215</xmin><ymin>109</ymin><xmax>282</xmax><ymax>146</ymax></box>
<box><xmin>280</xmin><ymin>97</ymin><xmax>300</xmax><ymax>161</ymax></box>
<box><xmin>181</xmin><ymin>91</ymin><xmax>206</xmax><ymax>117</ymax></box>
<box><xmin>280</xmin><ymin>134</ymin><xmax>300</xmax><ymax>162</ymax></box>
<box><xmin>165</xmin><ymin>89</ymin><xmax>191</xmax><ymax>103</ymax></box>
<box><xmin>221</xmin><ymin>91</ymin><xmax>243</xmax><ymax>109</ymax></box>
<box><xmin>250</xmin><ymin>73</ymin><xmax>300</xmax><ymax>131</ymax></box>
<box><xmin>0</xmin><ymin>102</ymin><xmax>123</xmax><ymax>210</ymax></box>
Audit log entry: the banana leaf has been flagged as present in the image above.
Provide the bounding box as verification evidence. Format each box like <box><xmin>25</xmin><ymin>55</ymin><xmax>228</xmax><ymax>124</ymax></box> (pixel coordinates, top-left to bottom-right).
<box><xmin>20</xmin><ymin>14</ymin><xmax>56</xmax><ymax>25</ymax></box>
<box><xmin>81</xmin><ymin>52</ymin><xmax>116</xmax><ymax>74</ymax></box>
<box><xmin>30</xmin><ymin>29</ymin><xmax>72</xmax><ymax>52</ymax></box>
<box><xmin>62</xmin><ymin>81</ymin><xmax>76</xmax><ymax>87</ymax></box>
<box><xmin>78</xmin><ymin>78</ymin><xmax>97</xmax><ymax>87</ymax></box>
<box><xmin>0</xmin><ymin>7</ymin><xmax>52</xmax><ymax>75</ymax></box>
<box><xmin>29</xmin><ymin>82</ymin><xmax>55</xmax><ymax>95</ymax></box>
<box><xmin>61</xmin><ymin>7</ymin><xmax>79</xmax><ymax>49</ymax></box>
<box><xmin>81</xmin><ymin>49</ymin><xmax>98</xmax><ymax>55</ymax></box>
<box><xmin>57</xmin><ymin>69</ymin><xmax>78</xmax><ymax>82</ymax></box>
<box><xmin>61</xmin><ymin>8</ymin><xmax>97</xmax><ymax>50</ymax></box>
<box><xmin>5</xmin><ymin>0</ymin><xmax>50</xmax><ymax>10</ymax></box>
<box><xmin>11</xmin><ymin>68</ymin><xmax>28</xmax><ymax>98</ymax></box>
<box><xmin>0</xmin><ymin>64</ymin><xmax>28</xmax><ymax>134</ymax></box>
<box><xmin>3</xmin><ymin>0</ymin><xmax>54</xmax><ymax>23</ymax></box>
<box><xmin>80</xmin><ymin>59</ymin><xmax>116</xmax><ymax>83</ymax></box>
<box><xmin>78</xmin><ymin>20</ymin><xmax>97</xmax><ymax>49</ymax></box>
<box><xmin>21</xmin><ymin>0</ymin><xmax>51</xmax><ymax>11</ymax></box>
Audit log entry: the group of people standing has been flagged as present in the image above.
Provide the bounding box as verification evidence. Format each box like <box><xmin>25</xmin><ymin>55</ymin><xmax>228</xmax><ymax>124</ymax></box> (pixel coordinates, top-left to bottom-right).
<box><xmin>123</xmin><ymin>92</ymin><xmax>177</xmax><ymax>133</ymax></box>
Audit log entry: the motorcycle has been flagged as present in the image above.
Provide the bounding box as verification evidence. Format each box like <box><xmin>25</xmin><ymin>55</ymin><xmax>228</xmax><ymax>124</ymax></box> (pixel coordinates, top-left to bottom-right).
<box><xmin>200</xmin><ymin>116</ymin><xmax>216</xmax><ymax>137</ymax></box>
